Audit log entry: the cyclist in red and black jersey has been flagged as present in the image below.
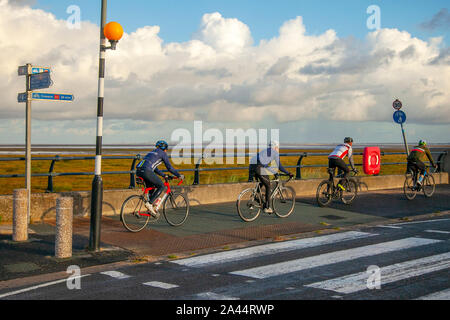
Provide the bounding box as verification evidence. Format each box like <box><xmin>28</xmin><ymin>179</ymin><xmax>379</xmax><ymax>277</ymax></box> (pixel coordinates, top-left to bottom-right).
<box><xmin>407</xmin><ymin>140</ymin><xmax>437</xmax><ymax>186</ymax></box>
<box><xmin>328</xmin><ymin>137</ymin><xmax>358</xmax><ymax>178</ymax></box>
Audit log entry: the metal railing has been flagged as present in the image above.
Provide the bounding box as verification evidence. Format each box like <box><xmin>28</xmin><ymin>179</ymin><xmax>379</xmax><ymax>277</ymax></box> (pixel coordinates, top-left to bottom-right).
<box><xmin>0</xmin><ymin>150</ymin><xmax>446</xmax><ymax>192</ymax></box>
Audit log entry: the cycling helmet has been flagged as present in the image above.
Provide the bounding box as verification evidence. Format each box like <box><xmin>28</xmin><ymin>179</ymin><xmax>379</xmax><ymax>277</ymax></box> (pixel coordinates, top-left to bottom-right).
<box><xmin>344</xmin><ymin>137</ymin><xmax>353</xmax><ymax>143</ymax></box>
<box><xmin>418</xmin><ymin>139</ymin><xmax>427</xmax><ymax>146</ymax></box>
<box><xmin>155</xmin><ymin>140</ymin><xmax>169</xmax><ymax>150</ymax></box>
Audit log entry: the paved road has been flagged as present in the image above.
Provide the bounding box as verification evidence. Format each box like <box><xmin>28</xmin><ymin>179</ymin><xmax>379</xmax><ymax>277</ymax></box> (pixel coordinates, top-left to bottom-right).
<box><xmin>1</xmin><ymin>216</ymin><xmax>449</xmax><ymax>301</ymax></box>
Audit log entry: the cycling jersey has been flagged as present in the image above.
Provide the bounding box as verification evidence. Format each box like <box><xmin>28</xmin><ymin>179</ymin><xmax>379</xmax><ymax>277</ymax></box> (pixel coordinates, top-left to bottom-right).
<box><xmin>328</xmin><ymin>143</ymin><xmax>355</xmax><ymax>170</ymax></box>
<box><xmin>250</xmin><ymin>147</ymin><xmax>290</xmax><ymax>176</ymax></box>
<box><xmin>136</xmin><ymin>148</ymin><xmax>181</xmax><ymax>178</ymax></box>
<box><xmin>407</xmin><ymin>145</ymin><xmax>436</xmax><ymax>167</ymax></box>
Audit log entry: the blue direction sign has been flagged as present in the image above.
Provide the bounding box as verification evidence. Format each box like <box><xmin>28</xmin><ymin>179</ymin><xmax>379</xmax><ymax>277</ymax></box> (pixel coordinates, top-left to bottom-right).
<box><xmin>31</xmin><ymin>67</ymin><xmax>50</xmax><ymax>74</ymax></box>
<box><xmin>31</xmin><ymin>92</ymin><xmax>74</xmax><ymax>101</ymax></box>
<box><xmin>393</xmin><ymin>110</ymin><xmax>406</xmax><ymax>124</ymax></box>
<box><xmin>17</xmin><ymin>92</ymin><xmax>28</xmax><ymax>103</ymax></box>
<box><xmin>29</xmin><ymin>72</ymin><xmax>52</xmax><ymax>90</ymax></box>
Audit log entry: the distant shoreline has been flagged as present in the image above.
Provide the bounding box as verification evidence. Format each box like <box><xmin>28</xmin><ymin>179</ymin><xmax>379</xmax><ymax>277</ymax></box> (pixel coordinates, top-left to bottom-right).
<box><xmin>0</xmin><ymin>143</ymin><xmax>448</xmax><ymax>156</ymax></box>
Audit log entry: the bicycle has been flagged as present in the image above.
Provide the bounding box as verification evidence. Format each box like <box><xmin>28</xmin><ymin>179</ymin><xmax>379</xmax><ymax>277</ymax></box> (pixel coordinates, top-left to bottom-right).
<box><xmin>403</xmin><ymin>166</ymin><xmax>436</xmax><ymax>200</ymax></box>
<box><xmin>120</xmin><ymin>175</ymin><xmax>189</xmax><ymax>232</ymax></box>
<box><xmin>236</xmin><ymin>173</ymin><xmax>296</xmax><ymax>222</ymax></box>
<box><xmin>316</xmin><ymin>168</ymin><xmax>358</xmax><ymax>207</ymax></box>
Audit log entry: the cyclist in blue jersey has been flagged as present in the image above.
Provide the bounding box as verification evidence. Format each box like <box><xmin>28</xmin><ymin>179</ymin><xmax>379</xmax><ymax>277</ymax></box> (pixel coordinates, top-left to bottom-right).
<box><xmin>249</xmin><ymin>140</ymin><xmax>293</xmax><ymax>213</ymax></box>
<box><xmin>136</xmin><ymin>140</ymin><xmax>183</xmax><ymax>217</ymax></box>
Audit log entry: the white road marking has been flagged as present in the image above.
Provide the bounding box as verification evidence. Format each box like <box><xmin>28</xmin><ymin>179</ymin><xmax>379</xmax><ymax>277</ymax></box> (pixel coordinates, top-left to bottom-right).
<box><xmin>230</xmin><ymin>238</ymin><xmax>441</xmax><ymax>279</ymax></box>
<box><xmin>424</xmin><ymin>230</ymin><xmax>450</xmax><ymax>234</ymax></box>
<box><xmin>100</xmin><ymin>271</ymin><xmax>131</xmax><ymax>280</ymax></box>
<box><xmin>391</xmin><ymin>218</ymin><xmax>450</xmax><ymax>226</ymax></box>
<box><xmin>143</xmin><ymin>281</ymin><xmax>179</xmax><ymax>289</ymax></box>
<box><xmin>195</xmin><ymin>292</ymin><xmax>239</xmax><ymax>300</ymax></box>
<box><xmin>376</xmin><ymin>225</ymin><xmax>402</xmax><ymax>229</ymax></box>
<box><xmin>306</xmin><ymin>252</ymin><xmax>450</xmax><ymax>294</ymax></box>
<box><xmin>0</xmin><ymin>275</ymin><xmax>90</xmax><ymax>299</ymax></box>
<box><xmin>172</xmin><ymin>231</ymin><xmax>376</xmax><ymax>268</ymax></box>
<box><xmin>416</xmin><ymin>288</ymin><xmax>450</xmax><ymax>300</ymax></box>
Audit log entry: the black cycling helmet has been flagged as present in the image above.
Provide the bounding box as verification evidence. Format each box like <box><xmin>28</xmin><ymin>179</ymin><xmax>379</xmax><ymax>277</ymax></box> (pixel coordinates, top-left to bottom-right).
<box><xmin>155</xmin><ymin>140</ymin><xmax>169</xmax><ymax>151</ymax></box>
<box><xmin>344</xmin><ymin>137</ymin><xmax>353</xmax><ymax>143</ymax></box>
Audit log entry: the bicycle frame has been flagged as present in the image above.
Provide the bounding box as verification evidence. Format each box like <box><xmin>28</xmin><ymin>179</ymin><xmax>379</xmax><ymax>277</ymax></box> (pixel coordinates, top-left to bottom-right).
<box><xmin>136</xmin><ymin>176</ymin><xmax>183</xmax><ymax>217</ymax></box>
<box><xmin>254</xmin><ymin>175</ymin><xmax>292</xmax><ymax>206</ymax></box>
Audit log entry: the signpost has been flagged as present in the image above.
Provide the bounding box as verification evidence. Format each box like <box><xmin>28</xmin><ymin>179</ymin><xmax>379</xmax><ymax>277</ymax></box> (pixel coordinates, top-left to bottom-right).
<box><xmin>17</xmin><ymin>64</ymin><xmax>74</xmax><ymax>223</ymax></box>
<box><xmin>392</xmin><ymin>99</ymin><xmax>409</xmax><ymax>155</ymax></box>
<box><xmin>29</xmin><ymin>72</ymin><xmax>52</xmax><ymax>90</ymax></box>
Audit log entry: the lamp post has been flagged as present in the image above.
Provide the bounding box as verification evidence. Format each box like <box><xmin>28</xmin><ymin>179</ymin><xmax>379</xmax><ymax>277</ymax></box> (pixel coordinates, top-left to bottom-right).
<box><xmin>89</xmin><ymin>0</ymin><xmax>123</xmax><ymax>252</ymax></box>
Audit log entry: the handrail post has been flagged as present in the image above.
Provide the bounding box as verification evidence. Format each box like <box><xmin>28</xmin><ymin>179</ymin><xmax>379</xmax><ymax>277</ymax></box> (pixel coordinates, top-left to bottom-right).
<box><xmin>46</xmin><ymin>155</ymin><xmax>59</xmax><ymax>193</ymax></box>
<box><xmin>295</xmin><ymin>153</ymin><xmax>307</xmax><ymax>180</ymax></box>
<box><xmin>129</xmin><ymin>154</ymin><xmax>140</xmax><ymax>189</ymax></box>
<box><xmin>193</xmin><ymin>157</ymin><xmax>202</xmax><ymax>185</ymax></box>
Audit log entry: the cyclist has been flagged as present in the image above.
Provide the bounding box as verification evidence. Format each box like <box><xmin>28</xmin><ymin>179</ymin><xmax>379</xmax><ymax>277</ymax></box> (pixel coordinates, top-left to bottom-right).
<box><xmin>249</xmin><ymin>140</ymin><xmax>293</xmax><ymax>214</ymax></box>
<box><xmin>136</xmin><ymin>140</ymin><xmax>183</xmax><ymax>217</ymax></box>
<box><xmin>328</xmin><ymin>137</ymin><xmax>358</xmax><ymax>179</ymax></box>
<box><xmin>407</xmin><ymin>140</ymin><xmax>437</xmax><ymax>186</ymax></box>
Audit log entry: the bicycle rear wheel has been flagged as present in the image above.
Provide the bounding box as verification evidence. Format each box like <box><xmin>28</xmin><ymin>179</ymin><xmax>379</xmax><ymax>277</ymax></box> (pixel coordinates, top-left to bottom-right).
<box><xmin>316</xmin><ymin>180</ymin><xmax>333</xmax><ymax>207</ymax></box>
<box><xmin>272</xmin><ymin>186</ymin><xmax>296</xmax><ymax>218</ymax></box>
<box><xmin>237</xmin><ymin>188</ymin><xmax>262</xmax><ymax>222</ymax></box>
<box><xmin>403</xmin><ymin>174</ymin><xmax>417</xmax><ymax>200</ymax></box>
<box><xmin>120</xmin><ymin>195</ymin><xmax>150</xmax><ymax>232</ymax></box>
<box><xmin>163</xmin><ymin>192</ymin><xmax>189</xmax><ymax>226</ymax></box>
<box><xmin>422</xmin><ymin>174</ymin><xmax>435</xmax><ymax>198</ymax></box>
<box><xmin>340</xmin><ymin>179</ymin><xmax>358</xmax><ymax>205</ymax></box>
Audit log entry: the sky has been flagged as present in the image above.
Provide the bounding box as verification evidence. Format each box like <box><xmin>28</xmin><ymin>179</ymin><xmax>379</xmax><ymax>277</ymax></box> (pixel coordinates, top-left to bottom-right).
<box><xmin>1</xmin><ymin>0</ymin><xmax>449</xmax><ymax>145</ymax></box>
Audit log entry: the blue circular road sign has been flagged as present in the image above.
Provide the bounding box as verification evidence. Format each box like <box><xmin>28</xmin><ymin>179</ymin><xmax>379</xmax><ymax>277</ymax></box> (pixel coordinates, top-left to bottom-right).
<box><xmin>393</xmin><ymin>110</ymin><xmax>406</xmax><ymax>124</ymax></box>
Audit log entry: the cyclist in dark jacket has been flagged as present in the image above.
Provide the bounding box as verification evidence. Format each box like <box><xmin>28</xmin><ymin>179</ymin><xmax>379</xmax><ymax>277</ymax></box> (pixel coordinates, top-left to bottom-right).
<box><xmin>407</xmin><ymin>140</ymin><xmax>437</xmax><ymax>185</ymax></box>
<box><xmin>136</xmin><ymin>140</ymin><xmax>183</xmax><ymax>216</ymax></box>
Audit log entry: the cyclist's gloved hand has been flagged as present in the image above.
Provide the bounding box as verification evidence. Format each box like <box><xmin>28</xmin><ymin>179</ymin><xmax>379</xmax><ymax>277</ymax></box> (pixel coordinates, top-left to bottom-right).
<box><xmin>179</xmin><ymin>174</ymin><xmax>185</xmax><ymax>180</ymax></box>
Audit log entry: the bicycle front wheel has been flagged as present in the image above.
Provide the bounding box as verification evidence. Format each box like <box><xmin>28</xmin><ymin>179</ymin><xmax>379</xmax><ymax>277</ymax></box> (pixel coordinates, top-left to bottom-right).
<box><xmin>422</xmin><ymin>174</ymin><xmax>435</xmax><ymax>198</ymax></box>
<box><xmin>340</xmin><ymin>179</ymin><xmax>358</xmax><ymax>205</ymax></box>
<box><xmin>237</xmin><ymin>188</ymin><xmax>262</xmax><ymax>222</ymax></box>
<box><xmin>403</xmin><ymin>175</ymin><xmax>417</xmax><ymax>200</ymax></box>
<box><xmin>163</xmin><ymin>193</ymin><xmax>189</xmax><ymax>226</ymax></box>
<box><xmin>120</xmin><ymin>195</ymin><xmax>150</xmax><ymax>232</ymax></box>
<box><xmin>272</xmin><ymin>186</ymin><xmax>296</xmax><ymax>218</ymax></box>
<box><xmin>316</xmin><ymin>180</ymin><xmax>333</xmax><ymax>207</ymax></box>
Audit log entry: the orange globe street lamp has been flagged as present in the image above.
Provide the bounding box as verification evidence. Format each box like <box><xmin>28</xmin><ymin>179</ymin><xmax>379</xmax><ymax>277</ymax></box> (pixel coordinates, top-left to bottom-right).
<box><xmin>89</xmin><ymin>0</ymin><xmax>123</xmax><ymax>252</ymax></box>
<box><xmin>104</xmin><ymin>21</ymin><xmax>123</xmax><ymax>50</ymax></box>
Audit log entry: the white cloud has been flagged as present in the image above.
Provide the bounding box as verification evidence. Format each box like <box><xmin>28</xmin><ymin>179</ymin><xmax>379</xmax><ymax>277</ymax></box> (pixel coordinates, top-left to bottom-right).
<box><xmin>0</xmin><ymin>0</ymin><xmax>449</xmax><ymax>144</ymax></box>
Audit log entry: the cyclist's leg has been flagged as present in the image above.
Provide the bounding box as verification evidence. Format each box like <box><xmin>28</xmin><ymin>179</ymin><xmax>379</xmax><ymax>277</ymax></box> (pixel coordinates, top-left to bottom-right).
<box><xmin>415</xmin><ymin>160</ymin><xmax>426</xmax><ymax>184</ymax></box>
<box><xmin>416</xmin><ymin>160</ymin><xmax>426</xmax><ymax>175</ymax></box>
<box><xmin>329</xmin><ymin>158</ymin><xmax>349</xmax><ymax>179</ymax></box>
<box><xmin>140</xmin><ymin>169</ymin><xmax>166</xmax><ymax>204</ymax></box>
<box><xmin>255</xmin><ymin>172</ymin><xmax>271</xmax><ymax>209</ymax></box>
<box><xmin>328</xmin><ymin>158</ymin><xmax>337</xmax><ymax>177</ymax></box>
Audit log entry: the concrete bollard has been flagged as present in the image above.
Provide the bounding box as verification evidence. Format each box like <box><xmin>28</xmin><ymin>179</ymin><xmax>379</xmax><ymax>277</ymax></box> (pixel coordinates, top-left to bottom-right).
<box><xmin>55</xmin><ymin>197</ymin><xmax>73</xmax><ymax>259</ymax></box>
<box><xmin>13</xmin><ymin>189</ymin><xmax>28</xmax><ymax>242</ymax></box>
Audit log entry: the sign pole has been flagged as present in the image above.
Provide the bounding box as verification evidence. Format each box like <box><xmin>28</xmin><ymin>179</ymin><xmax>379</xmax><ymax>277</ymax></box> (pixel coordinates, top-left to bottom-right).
<box><xmin>89</xmin><ymin>0</ymin><xmax>107</xmax><ymax>252</ymax></box>
<box><xmin>400</xmin><ymin>122</ymin><xmax>409</xmax><ymax>155</ymax></box>
<box><xmin>25</xmin><ymin>63</ymin><xmax>32</xmax><ymax>223</ymax></box>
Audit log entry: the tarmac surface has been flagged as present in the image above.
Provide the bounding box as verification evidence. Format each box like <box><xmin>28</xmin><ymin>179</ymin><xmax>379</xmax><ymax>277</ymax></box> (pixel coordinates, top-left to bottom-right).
<box><xmin>1</xmin><ymin>185</ymin><xmax>449</xmax><ymax>283</ymax></box>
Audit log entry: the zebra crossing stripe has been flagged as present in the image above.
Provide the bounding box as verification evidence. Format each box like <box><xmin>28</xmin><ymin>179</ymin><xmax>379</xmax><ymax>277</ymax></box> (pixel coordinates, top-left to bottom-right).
<box><xmin>416</xmin><ymin>288</ymin><xmax>450</xmax><ymax>300</ymax></box>
<box><xmin>305</xmin><ymin>252</ymin><xmax>450</xmax><ymax>294</ymax></box>
<box><xmin>230</xmin><ymin>237</ymin><xmax>441</xmax><ymax>279</ymax></box>
<box><xmin>172</xmin><ymin>231</ymin><xmax>376</xmax><ymax>267</ymax></box>
<box><xmin>195</xmin><ymin>292</ymin><xmax>239</xmax><ymax>300</ymax></box>
<box><xmin>143</xmin><ymin>281</ymin><xmax>179</xmax><ymax>289</ymax></box>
